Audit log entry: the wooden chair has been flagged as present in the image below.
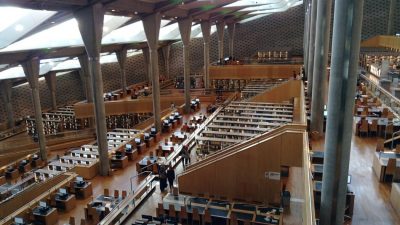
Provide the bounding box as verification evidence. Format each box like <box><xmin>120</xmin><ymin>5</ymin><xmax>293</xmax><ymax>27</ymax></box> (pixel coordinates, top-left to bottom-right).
<box><xmin>104</xmin><ymin>188</ymin><xmax>110</xmax><ymax>196</ymax></box>
<box><xmin>385</xmin><ymin>124</ymin><xmax>394</xmax><ymax>139</ymax></box>
<box><xmin>369</xmin><ymin>119</ymin><xmax>378</xmax><ymax>136</ymax></box>
<box><xmin>359</xmin><ymin>119</ymin><xmax>369</xmax><ymax>137</ymax></box>
<box><xmin>114</xmin><ymin>190</ymin><xmax>119</xmax><ymax>198</ymax></box>
<box><xmin>382</xmin><ymin>108</ymin><xmax>389</xmax><ymax>118</ymax></box>
<box><xmin>385</xmin><ymin>158</ymin><xmax>397</xmax><ymax>182</ymax></box>
<box><xmin>80</xmin><ymin>219</ymin><xmax>86</xmax><ymax>225</ymax></box>
<box><xmin>376</xmin><ymin>139</ymin><xmax>385</xmax><ymax>152</ymax></box>
<box><xmin>395</xmin><ymin>145</ymin><xmax>400</xmax><ymax>154</ymax></box>
<box><xmin>121</xmin><ymin>190</ymin><xmax>127</xmax><ymax>199</ymax></box>
<box><xmin>230</xmin><ymin>213</ymin><xmax>238</xmax><ymax>225</ymax></box>
<box><xmin>168</xmin><ymin>204</ymin><xmax>176</xmax><ymax>219</ymax></box>
<box><xmin>69</xmin><ymin>217</ymin><xmax>76</xmax><ymax>225</ymax></box>
<box><xmin>136</xmin><ymin>163</ymin><xmax>142</xmax><ymax>173</ymax></box>
<box><xmin>156</xmin><ymin>203</ymin><xmax>165</xmax><ymax>217</ymax></box>
<box><xmin>192</xmin><ymin>207</ymin><xmax>201</xmax><ymax>225</ymax></box>
<box><xmin>203</xmin><ymin>209</ymin><xmax>212</xmax><ymax>225</ymax></box>
<box><xmin>152</xmin><ymin>163</ymin><xmax>158</xmax><ymax>174</ymax></box>
<box><xmin>179</xmin><ymin>206</ymin><xmax>188</xmax><ymax>224</ymax></box>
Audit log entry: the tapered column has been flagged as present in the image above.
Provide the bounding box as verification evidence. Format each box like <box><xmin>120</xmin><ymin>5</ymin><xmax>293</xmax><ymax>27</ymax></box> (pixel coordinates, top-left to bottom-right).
<box><xmin>23</xmin><ymin>58</ymin><xmax>47</xmax><ymax>161</ymax></box>
<box><xmin>45</xmin><ymin>71</ymin><xmax>57</xmax><ymax>110</ymax></box>
<box><xmin>0</xmin><ymin>80</ymin><xmax>15</xmax><ymax>129</ymax></box>
<box><xmin>162</xmin><ymin>45</ymin><xmax>171</xmax><ymax>79</ymax></box>
<box><xmin>142</xmin><ymin>47</ymin><xmax>151</xmax><ymax>82</ymax></box>
<box><xmin>142</xmin><ymin>13</ymin><xmax>162</xmax><ymax>132</ymax></box>
<box><xmin>227</xmin><ymin>23</ymin><xmax>236</xmax><ymax>57</ymax></box>
<box><xmin>310</xmin><ymin>0</ymin><xmax>333</xmax><ymax>135</ymax></box>
<box><xmin>201</xmin><ymin>21</ymin><xmax>211</xmax><ymax>89</ymax></box>
<box><xmin>75</xmin><ymin>3</ymin><xmax>110</xmax><ymax>176</ymax></box>
<box><xmin>178</xmin><ymin>17</ymin><xmax>193</xmax><ymax>113</ymax></box>
<box><xmin>320</xmin><ymin>0</ymin><xmax>364</xmax><ymax>224</ymax></box>
<box><xmin>78</xmin><ymin>55</ymin><xmax>94</xmax><ymax>103</ymax></box>
<box><xmin>216</xmin><ymin>21</ymin><xmax>225</xmax><ymax>62</ymax></box>
<box><xmin>116</xmin><ymin>48</ymin><xmax>128</xmax><ymax>93</ymax></box>
<box><xmin>387</xmin><ymin>0</ymin><xmax>396</xmax><ymax>35</ymax></box>
<box><xmin>307</xmin><ymin>0</ymin><xmax>318</xmax><ymax>98</ymax></box>
<box><xmin>303</xmin><ymin>0</ymin><xmax>311</xmax><ymax>76</ymax></box>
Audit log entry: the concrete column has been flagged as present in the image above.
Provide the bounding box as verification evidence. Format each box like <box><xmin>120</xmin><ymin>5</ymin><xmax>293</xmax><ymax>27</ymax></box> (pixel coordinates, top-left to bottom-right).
<box><xmin>387</xmin><ymin>0</ymin><xmax>396</xmax><ymax>35</ymax></box>
<box><xmin>216</xmin><ymin>21</ymin><xmax>226</xmax><ymax>62</ymax></box>
<box><xmin>201</xmin><ymin>21</ymin><xmax>211</xmax><ymax>89</ymax></box>
<box><xmin>45</xmin><ymin>71</ymin><xmax>57</xmax><ymax>110</ymax></box>
<box><xmin>307</xmin><ymin>0</ymin><xmax>318</xmax><ymax>98</ymax></box>
<box><xmin>116</xmin><ymin>48</ymin><xmax>128</xmax><ymax>93</ymax></box>
<box><xmin>310</xmin><ymin>0</ymin><xmax>333</xmax><ymax>135</ymax></box>
<box><xmin>162</xmin><ymin>45</ymin><xmax>171</xmax><ymax>79</ymax></box>
<box><xmin>178</xmin><ymin>17</ymin><xmax>193</xmax><ymax>114</ymax></box>
<box><xmin>78</xmin><ymin>55</ymin><xmax>94</xmax><ymax>103</ymax></box>
<box><xmin>303</xmin><ymin>0</ymin><xmax>311</xmax><ymax>76</ymax></box>
<box><xmin>142</xmin><ymin>47</ymin><xmax>151</xmax><ymax>83</ymax></box>
<box><xmin>75</xmin><ymin>3</ymin><xmax>110</xmax><ymax>176</ymax></box>
<box><xmin>142</xmin><ymin>12</ymin><xmax>162</xmax><ymax>132</ymax></box>
<box><xmin>320</xmin><ymin>0</ymin><xmax>364</xmax><ymax>224</ymax></box>
<box><xmin>227</xmin><ymin>23</ymin><xmax>236</xmax><ymax>58</ymax></box>
<box><xmin>23</xmin><ymin>58</ymin><xmax>47</xmax><ymax>162</ymax></box>
<box><xmin>0</xmin><ymin>80</ymin><xmax>15</xmax><ymax>129</ymax></box>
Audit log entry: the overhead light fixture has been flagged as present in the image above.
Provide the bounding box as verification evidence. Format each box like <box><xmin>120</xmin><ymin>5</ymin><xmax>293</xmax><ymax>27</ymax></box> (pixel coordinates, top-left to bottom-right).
<box><xmin>112</xmin><ymin>9</ymin><xmax>116</xmax><ymax>12</ymax></box>
<box><xmin>134</xmin><ymin>11</ymin><xmax>138</xmax><ymax>15</ymax></box>
<box><xmin>51</xmin><ymin>21</ymin><xmax>55</xmax><ymax>24</ymax></box>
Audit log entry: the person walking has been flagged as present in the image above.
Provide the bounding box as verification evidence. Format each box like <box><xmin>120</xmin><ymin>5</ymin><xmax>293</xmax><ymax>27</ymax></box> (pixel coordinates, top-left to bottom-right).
<box><xmin>166</xmin><ymin>165</ymin><xmax>175</xmax><ymax>191</ymax></box>
<box><xmin>159</xmin><ymin>165</ymin><xmax>167</xmax><ymax>192</ymax></box>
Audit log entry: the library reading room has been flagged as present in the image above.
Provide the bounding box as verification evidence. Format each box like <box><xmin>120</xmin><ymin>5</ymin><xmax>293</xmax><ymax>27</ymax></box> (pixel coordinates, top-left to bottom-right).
<box><xmin>0</xmin><ymin>0</ymin><xmax>399</xmax><ymax>225</ymax></box>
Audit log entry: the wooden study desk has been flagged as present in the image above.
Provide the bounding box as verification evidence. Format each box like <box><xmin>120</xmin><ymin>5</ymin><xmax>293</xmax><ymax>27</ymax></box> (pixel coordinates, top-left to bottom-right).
<box><xmin>110</xmin><ymin>156</ymin><xmax>128</xmax><ymax>169</ymax></box>
<box><xmin>136</xmin><ymin>142</ymin><xmax>146</xmax><ymax>154</ymax></box>
<box><xmin>372</xmin><ymin>152</ymin><xmax>400</xmax><ymax>182</ymax></box>
<box><xmin>32</xmin><ymin>207</ymin><xmax>58</xmax><ymax>225</ymax></box>
<box><xmin>55</xmin><ymin>194</ymin><xmax>76</xmax><ymax>212</ymax></box>
<box><xmin>5</xmin><ymin>169</ymin><xmax>19</xmax><ymax>180</ymax></box>
<box><xmin>0</xmin><ymin>176</ymin><xmax>5</xmax><ymax>185</ymax></box>
<box><xmin>125</xmin><ymin>149</ymin><xmax>138</xmax><ymax>161</ymax></box>
<box><xmin>390</xmin><ymin>182</ymin><xmax>400</xmax><ymax>216</ymax></box>
<box><xmin>73</xmin><ymin>181</ymin><xmax>93</xmax><ymax>199</ymax></box>
<box><xmin>48</xmin><ymin>161</ymin><xmax>75</xmax><ymax>171</ymax></box>
<box><xmin>144</xmin><ymin>136</ymin><xmax>154</xmax><ymax>147</ymax></box>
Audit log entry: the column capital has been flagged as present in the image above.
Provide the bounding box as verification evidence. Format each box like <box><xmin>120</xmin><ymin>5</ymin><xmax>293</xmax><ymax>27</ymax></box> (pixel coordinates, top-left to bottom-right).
<box><xmin>201</xmin><ymin>20</ymin><xmax>211</xmax><ymax>44</ymax></box>
<box><xmin>142</xmin><ymin>12</ymin><xmax>161</xmax><ymax>49</ymax></box>
<box><xmin>22</xmin><ymin>57</ymin><xmax>40</xmax><ymax>89</ymax></box>
<box><xmin>178</xmin><ymin>17</ymin><xmax>193</xmax><ymax>46</ymax></box>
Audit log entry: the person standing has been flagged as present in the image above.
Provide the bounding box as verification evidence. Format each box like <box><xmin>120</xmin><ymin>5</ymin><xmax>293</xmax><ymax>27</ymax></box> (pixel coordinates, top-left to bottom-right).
<box><xmin>159</xmin><ymin>165</ymin><xmax>167</xmax><ymax>192</ymax></box>
<box><xmin>166</xmin><ymin>165</ymin><xmax>175</xmax><ymax>191</ymax></box>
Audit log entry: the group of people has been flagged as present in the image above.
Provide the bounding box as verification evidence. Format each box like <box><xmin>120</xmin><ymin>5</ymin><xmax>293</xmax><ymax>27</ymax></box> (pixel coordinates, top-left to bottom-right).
<box><xmin>159</xmin><ymin>164</ymin><xmax>176</xmax><ymax>192</ymax></box>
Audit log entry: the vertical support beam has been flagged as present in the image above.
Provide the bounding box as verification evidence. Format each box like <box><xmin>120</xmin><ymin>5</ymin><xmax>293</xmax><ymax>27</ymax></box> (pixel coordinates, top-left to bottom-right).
<box><xmin>216</xmin><ymin>21</ymin><xmax>225</xmax><ymax>62</ymax></box>
<box><xmin>116</xmin><ymin>48</ymin><xmax>128</xmax><ymax>93</ymax></box>
<box><xmin>303</xmin><ymin>0</ymin><xmax>311</xmax><ymax>76</ymax></box>
<box><xmin>162</xmin><ymin>45</ymin><xmax>171</xmax><ymax>79</ymax></box>
<box><xmin>142</xmin><ymin>47</ymin><xmax>151</xmax><ymax>83</ymax></box>
<box><xmin>201</xmin><ymin>21</ymin><xmax>211</xmax><ymax>89</ymax></box>
<box><xmin>75</xmin><ymin>3</ymin><xmax>110</xmax><ymax>176</ymax></box>
<box><xmin>178</xmin><ymin>17</ymin><xmax>193</xmax><ymax>114</ymax></box>
<box><xmin>320</xmin><ymin>0</ymin><xmax>364</xmax><ymax>224</ymax></box>
<box><xmin>227</xmin><ymin>23</ymin><xmax>236</xmax><ymax>57</ymax></box>
<box><xmin>0</xmin><ymin>80</ymin><xmax>15</xmax><ymax>129</ymax></box>
<box><xmin>45</xmin><ymin>71</ymin><xmax>57</xmax><ymax>110</ymax></box>
<box><xmin>310</xmin><ymin>0</ymin><xmax>333</xmax><ymax>135</ymax></box>
<box><xmin>307</xmin><ymin>0</ymin><xmax>318</xmax><ymax>98</ymax></box>
<box><xmin>387</xmin><ymin>0</ymin><xmax>396</xmax><ymax>35</ymax></box>
<box><xmin>23</xmin><ymin>58</ymin><xmax>47</xmax><ymax>162</ymax></box>
<box><xmin>142</xmin><ymin>13</ymin><xmax>162</xmax><ymax>132</ymax></box>
<box><xmin>78</xmin><ymin>55</ymin><xmax>94</xmax><ymax>103</ymax></box>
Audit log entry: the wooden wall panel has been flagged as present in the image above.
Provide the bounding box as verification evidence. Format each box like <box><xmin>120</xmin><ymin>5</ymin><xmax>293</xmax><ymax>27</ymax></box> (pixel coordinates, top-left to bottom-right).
<box><xmin>73</xmin><ymin>96</ymin><xmax>185</xmax><ymax>118</ymax></box>
<box><xmin>209</xmin><ymin>64</ymin><xmax>301</xmax><ymax>80</ymax></box>
<box><xmin>281</xmin><ymin>132</ymin><xmax>303</xmax><ymax>167</ymax></box>
<box><xmin>178</xmin><ymin>132</ymin><xmax>302</xmax><ymax>204</ymax></box>
<box><xmin>249</xmin><ymin>79</ymin><xmax>302</xmax><ymax>103</ymax></box>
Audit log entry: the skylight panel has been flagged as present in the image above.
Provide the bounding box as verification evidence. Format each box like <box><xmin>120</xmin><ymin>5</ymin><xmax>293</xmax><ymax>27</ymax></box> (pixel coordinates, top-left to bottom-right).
<box><xmin>0</xmin><ymin>7</ymin><xmax>56</xmax><ymax>49</ymax></box>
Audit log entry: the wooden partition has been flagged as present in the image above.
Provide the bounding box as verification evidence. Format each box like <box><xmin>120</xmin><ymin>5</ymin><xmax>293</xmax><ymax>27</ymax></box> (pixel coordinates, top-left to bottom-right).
<box><xmin>0</xmin><ymin>173</ymin><xmax>76</xmax><ymax>222</ymax></box>
<box><xmin>178</xmin><ymin>129</ymin><xmax>306</xmax><ymax>204</ymax></box>
<box><xmin>209</xmin><ymin>64</ymin><xmax>301</xmax><ymax>80</ymax></box>
<box><xmin>249</xmin><ymin>79</ymin><xmax>302</xmax><ymax>103</ymax></box>
<box><xmin>73</xmin><ymin>96</ymin><xmax>186</xmax><ymax>118</ymax></box>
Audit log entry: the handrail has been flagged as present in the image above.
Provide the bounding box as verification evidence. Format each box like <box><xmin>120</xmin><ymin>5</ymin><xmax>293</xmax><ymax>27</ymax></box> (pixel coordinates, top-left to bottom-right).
<box><xmin>130</xmin><ymin>171</ymin><xmax>153</xmax><ymax>192</ymax></box>
<box><xmin>390</xmin><ymin>130</ymin><xmax>400</xmax><ymax>149</ymax></box>
<box><xmin>302</xmin><ymin>134</ymin><xmax>317</xmax><ymax>225</ymax></box>
<box><xmin>99</xmin><ymin>174</ymin><xmax>156</xmax><ymax>225</ymax></box>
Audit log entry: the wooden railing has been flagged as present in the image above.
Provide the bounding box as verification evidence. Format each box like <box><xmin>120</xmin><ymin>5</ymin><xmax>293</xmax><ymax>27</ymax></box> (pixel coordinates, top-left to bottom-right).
<box><xmin>361</xmin><ymin>35</ymin><xmax>400</xmax><ymax>51</ymax></box>
<box><xmin>302</xmin><ymin>134</ymin><xmax>317</xmax><ymax>225</ymax></box>
<box><xmin>0</xmin><ymin>173</ymin><xmax>77</xmax><ymax>224</ymax></box>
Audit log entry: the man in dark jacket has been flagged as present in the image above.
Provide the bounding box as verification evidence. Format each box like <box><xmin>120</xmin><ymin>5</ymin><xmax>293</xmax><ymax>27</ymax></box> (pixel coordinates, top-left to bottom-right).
<box><xmin>166</xmin><ymin>165</ymin><xmax>175</xmax><ymax>191</ymax></box>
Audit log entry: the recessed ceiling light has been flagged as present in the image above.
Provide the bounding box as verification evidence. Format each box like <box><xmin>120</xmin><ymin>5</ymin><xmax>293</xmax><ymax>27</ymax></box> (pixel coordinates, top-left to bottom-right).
<box><xmin>15</xmin><ymin>24</ymin><xmax>24</xmax><ymax>32</ymax></box>
<box><xmin>111</xmin><ymin>9</ymin><xmax>116</xmax><ymax>12</ymax></box>
<box><xmin>134</xmin><ymin>11</ymin><xmax>138</xmax><ymax>15</ymax></box>
<box><xmin>51</xmin><ymin>21</ymin><xmax>55</xmax><ymax>24</ymax></box>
